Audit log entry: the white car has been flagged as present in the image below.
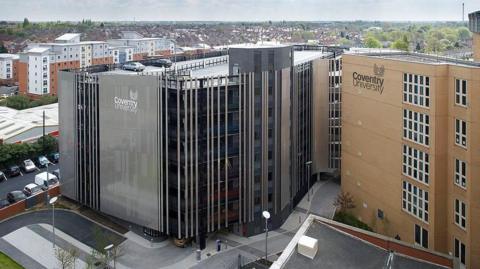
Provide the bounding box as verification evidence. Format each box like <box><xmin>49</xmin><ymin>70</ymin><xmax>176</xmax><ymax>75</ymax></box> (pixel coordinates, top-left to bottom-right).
<box><xmin>123</xmin><ymin>62</ymin><xmax>145</xmax><ymax>72</ymax></box>
<box><xmin>22</xmin><ymin>159</ymin><xmax>37</xmax><ymax>173</ymax></box>
<box><xmin>23</xmin><ymin>183</ymin><xmax>43</xmax><ymax>197</ymax></box>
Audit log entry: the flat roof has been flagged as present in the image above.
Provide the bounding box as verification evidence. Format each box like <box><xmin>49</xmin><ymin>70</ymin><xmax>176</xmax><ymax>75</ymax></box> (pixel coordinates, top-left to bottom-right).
<box><xmin>346</xmin><ymin>50</ymin><xmax>480</xmax><ymax>68</ymax></box>
<box><xmin>294</xmin><ymin>50</ymin><xmax>332</xmax><ymax>65</ymax></box>
<box><xmin>229</xmin><ymin>43</ymin><xmax>290</xmax><ymax>49</ymax></box>
<box><xmin>55</xmin><ymin>33</ymin><xmax>80</xmax><ymax>41</ymax></box>
<box><xmin>272</xmin><ymin>215</ymin><xmax>453</xmax><ymax>269</ymax></box>
<box><xmin>0</xmin><ymin>103</ymin><xmax>58</xmax><ymax>143</ymax></box>
<box><xmin>0</xmin><ymin>54</ymin><xmax>19</xmax><ymax>60</ymax></box>
<box><xmin>27</xmin><ymin>47</ymin><xmax>50</xmax><ymax>54</ymax></box>
<box><xmin>101</xmin><ymin>50</ymin><xmax>330</xmax><ymax>79</ymax></box>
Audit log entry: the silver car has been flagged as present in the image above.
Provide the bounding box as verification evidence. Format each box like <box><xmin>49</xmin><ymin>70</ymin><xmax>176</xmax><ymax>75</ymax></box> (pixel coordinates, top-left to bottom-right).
<box><xmin>123</xmin><ymin>62</ymin><xmax>145</xmax><ymax>72</ymax></box>
<box><xmin>22</xmin><ymin>159</ymin><xmax>37</xmax><ymax>173</ymax></box>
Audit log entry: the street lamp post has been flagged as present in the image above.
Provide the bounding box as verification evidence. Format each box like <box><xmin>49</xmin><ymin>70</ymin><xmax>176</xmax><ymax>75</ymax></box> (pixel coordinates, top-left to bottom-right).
<box><xmin>104</xmin><ymin>244</ymin><xmax>114</xmax><ymax>268</ymax></box>
<box><xmin>49</xmin><ymin>196</ymin><xmax>58</xmax><ymax>248</ymax></box>
<box><xmin>262</xmin><ymin>211</ymin><xmax>270</xmax><ymax>262</ymax></box>
<box><xmin>305</xmin><ymin>161</ymin><xmax>312</xmax><ymax>202</ymax></box>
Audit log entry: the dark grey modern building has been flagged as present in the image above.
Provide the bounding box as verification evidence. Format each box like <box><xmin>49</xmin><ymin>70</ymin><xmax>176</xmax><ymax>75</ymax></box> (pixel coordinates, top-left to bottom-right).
<box><xmin>59</xmin><ymin>44</ymin><xmax>340</xmax><ymax>245</ymax></box>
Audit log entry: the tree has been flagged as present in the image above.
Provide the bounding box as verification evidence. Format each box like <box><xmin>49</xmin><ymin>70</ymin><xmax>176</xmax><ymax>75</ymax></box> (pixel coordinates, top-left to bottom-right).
<box><xmin>364</xmin><ymin>36</ymin><xmax>382</xmax><ymax>48</ymax></box>
<box><xmin>338</xmin><ymin>38</ymin><xmax>353</xmax><ymax>47</ymax></box>
<box><xmin>0</xmin><ymin>42</ymin><xmax>7</xmax><ymax>53</ymax></box>
<box><xmin>391</xmin><ymin>35</ymin><xmax>409</xmax><ymax>51</ymax></box>
<box><xmin>2</xmin><ymin>95</ymin><xmax>31</xmax><ymax>110</ymax></box>
<box><xmin>36</xmin><ymin>135</ymin><xmax>58</xmax><ymax>155</ymax></box>
<box><xmin>22</xmin><ymin>18</ymin><xmax>30</xmax><ymax>28</ymax></box>
<box><xmin>54</xmin><ymin>247</ymin><xmax>78</xmax><ymax>269</ymax></box>
<box><xmin>457</xmin><ymin>27</ymin><xmax>471</xmax><ymax>41</ymax></box>
<box><xmin>333</xmin><ymin>191</ymin><xmax>355</xmax><ymax>212</ymax></box>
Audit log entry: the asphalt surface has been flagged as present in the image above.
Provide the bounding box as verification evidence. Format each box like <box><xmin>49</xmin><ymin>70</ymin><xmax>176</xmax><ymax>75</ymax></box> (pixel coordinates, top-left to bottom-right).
<box><xmin>0</xmin><ymin>163</ymin><xmax>59</xmax><ymax>201</ymax></box>
<box><xmin>0</xmin><ymin>209</ymin><xmax>125</xmax><ymax>250</ymax></box>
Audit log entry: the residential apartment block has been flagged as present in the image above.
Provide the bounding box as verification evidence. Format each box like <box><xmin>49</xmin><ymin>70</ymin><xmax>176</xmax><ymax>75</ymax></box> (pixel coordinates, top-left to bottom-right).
<box><xmin>107</xmin><ymin>31</ymin><xmax>174</xmax><ymax>61</ymax></box>
<box><xmin>341</xmin><ymin>11</ymin><xmax>480</xmax><ymax>269</ymax></box>
<box><xmin>59</xmin><ymin>44</ymin><xmax>338</xmax><ymax>246</ymax></box>
<box><xmin>18</xmin><ymin>33</ymin><xmax>113</xmax><ymax>96</ymax></box>
<box><xmin>17</xmin><ymin>32</ymin><xmax>173</xmax><ymax>96</ymax></box>
<box><xmin>0</xmin><ymin>53</ymin><xmax>19</xmax><ymax>86</ymax></box>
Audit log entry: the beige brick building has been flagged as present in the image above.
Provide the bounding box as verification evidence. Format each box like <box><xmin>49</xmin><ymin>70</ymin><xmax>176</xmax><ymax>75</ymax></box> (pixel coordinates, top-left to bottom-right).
<box><xmin>341</xmin><ymin>14</ymin><xmax>480</xmax><ymax>268</ymax></box>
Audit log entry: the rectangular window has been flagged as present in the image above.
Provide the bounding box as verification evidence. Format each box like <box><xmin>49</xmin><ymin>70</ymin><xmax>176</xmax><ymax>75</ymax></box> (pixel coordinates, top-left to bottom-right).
<box><xmin>454</xmin><ymin>199</ymin><xmax>466</xmax><ymax>229</ymax></box>
<box><xmin>414</xmin><ymin>224</ymin><xmax>428</xmax><ymax>248</ymax></box>
<box><xmin>454</xmin><ymin>238</ymin><xmax>466</xmax><ymax>266</ymax></box>
<box><xmin>403</xmin><ymin>73</ymin><xmax>430</xmax><ymax>108</ymax></box>
<box><xmin>403</xmin><ymin>109</ymin><xmax>429</xmax><ymax>146</ymax></box>
<box><xmin>402</xmin><ymin>181</ymin><xmax>429</xmax><ymax>222</ymax></box>
<box><xmin>455</xmin><ymin>79</ymin><xmax>467</xmax><ymax>107</ymax></box>
<box><xmin>455</xmin><ymin>159</ymin><xmax>467</xmax><ymax>189</ymax></box>
<box><xmin>455</xmin><ymin>119</ymin><xmax>467</xmax><ymax>148</ymax></box>
<box><xmin>402</xmin><ymin>145</ymin><xmax>429</xmax><ymax>184</ymax></box>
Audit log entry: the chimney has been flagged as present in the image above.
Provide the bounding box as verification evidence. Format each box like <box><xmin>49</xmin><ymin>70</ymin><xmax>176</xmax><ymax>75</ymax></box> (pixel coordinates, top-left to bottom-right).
<box><xmin>469</xmin><ymin>11</ymin><xmax>480</xmax><ymax>62</ymax></box>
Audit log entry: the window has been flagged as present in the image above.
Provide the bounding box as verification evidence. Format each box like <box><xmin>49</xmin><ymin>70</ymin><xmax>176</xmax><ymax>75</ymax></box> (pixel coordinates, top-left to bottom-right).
<box><xmin>455</xmin><ymin>119</ymin><xmax>467</xmax><ymax>148</ymax></box>
<box><xmin>455</xmin><ymin>79</ymin><xmax>467</xmax><ymax>107</ymax></box>
<box><xmin>403</xmin><ymin>109</ymin><xmax>429</xmax><ymax>146</ymax></box>
<box><xmin>403</xmin><ymin>145</ymin><xmax>429</xmax><ymax>184</ymax></box>
<box><xmin>402</xmin><ymin>181</ymin><xmax>429</xmax><ymax>222</ymax></box>
<box><xmin>454</xmin><ymin>199</ymin><xmax>466</xmax><ymax>229</ymax></box>
<box><xmin>403</xmin><ymin>73</ymin><xmax>430</xmax><ymax>108</ymax></box>
<box><xmin>454</xmin><ymin>238</ymin><xmax>466</xmax><ymax>267</ymax></box>
<box><xmin>455</xmin><ymin>159</ymin><xmax>467</xmax><ymax>189</ymax></box>
<box><xmin>414</xmin><ymin>224</ymin><xmax>428</xmax><ymax>248</ymax></box>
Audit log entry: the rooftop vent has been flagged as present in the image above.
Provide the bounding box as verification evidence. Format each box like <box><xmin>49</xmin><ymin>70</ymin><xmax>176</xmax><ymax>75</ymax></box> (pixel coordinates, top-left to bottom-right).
<box><xmin>297</xmin><ymin>235</ymin><xmax>318</xmax><ymax>259</ymax></box>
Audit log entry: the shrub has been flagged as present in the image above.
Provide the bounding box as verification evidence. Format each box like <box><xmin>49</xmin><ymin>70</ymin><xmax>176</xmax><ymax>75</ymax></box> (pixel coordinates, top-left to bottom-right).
<box><xmin>333</xmin><ymin>211</ymin><xmax>373</xmax><ymax>232</ymax></box>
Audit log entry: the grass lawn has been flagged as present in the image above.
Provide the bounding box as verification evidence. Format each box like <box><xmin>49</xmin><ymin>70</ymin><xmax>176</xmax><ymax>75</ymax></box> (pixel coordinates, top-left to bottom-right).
<box><xmin>0</xmin><ymin>251</ymin><xmax>24</xmax><ymax>269</ymax></box>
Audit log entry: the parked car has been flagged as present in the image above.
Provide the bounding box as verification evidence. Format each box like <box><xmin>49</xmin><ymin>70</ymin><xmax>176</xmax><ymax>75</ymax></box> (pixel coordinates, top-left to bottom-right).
<box><xmin>4</xmin><ymin>165</ymin><xmax>21</xmax><ymax>177</ymax></box>
<box><xmin>22</xmin><ymin>159</ymin><xmax>37</xmax><ymax>173</ymax></box>
<box><xmin>52</xmin><ymin>169</ymin><xmax>61</xmax><ymax>180</ymax></box>
<box><xmin>0</xmin><ymin>199</ymin><xmax>9</xmax><ymax>209</ymax></box>
<box><xmin>0</xmin><ymin>171</ymin><xmax>6</xmax><ymax>182</ymax></box>
<box><xmin>123</xmin><ymin>62</ymin><xmax>145</xmax><ymax>72</ymax></box>
<box><xmin>35</xmin><ymin>155</ymin><xmax>51</xmax><ymax>168</ymax></box>
<box><xmin>48</xmin><ymin>152</ymin><xmax>60</xmax><ymax>163</ymax></box>
<box><xmin>35</xmin><ymin>172</ymin><xmax>59</xmax><ymax>190</ymax></box>
<box><xmin>23</xmin><ymin>183</ymin><xmax>43</xmax><ymax>197</ymax></box>
<box><xmin>6</xmin><ymin>191</ymin><xmax>27</xmax><ymax>204</ymax></box>
<box><xmin>149</xmin><ymin>58</ymin><xmax>172</xmax><ymax>68</ymax></box>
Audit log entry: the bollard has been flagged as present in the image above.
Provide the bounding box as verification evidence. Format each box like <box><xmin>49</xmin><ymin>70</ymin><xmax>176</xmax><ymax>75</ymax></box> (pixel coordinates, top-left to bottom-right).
<box><xmin>196</xmin><ymin>249</ymin><xmax>201</xmax><ymax>261</ymax></box>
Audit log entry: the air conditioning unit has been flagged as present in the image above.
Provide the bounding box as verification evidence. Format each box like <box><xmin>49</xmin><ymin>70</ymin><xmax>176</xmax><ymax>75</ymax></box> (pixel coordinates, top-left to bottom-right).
<box><xmin>297</xmin><ymin>235</ymin><xmax>318</xmax><ymax>259</ymax></box>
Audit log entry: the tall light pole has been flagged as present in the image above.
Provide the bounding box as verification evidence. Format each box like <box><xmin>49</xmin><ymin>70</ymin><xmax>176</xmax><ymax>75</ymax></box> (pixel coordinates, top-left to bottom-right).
<box><xmin>104</xmin><ymin>244</ymin><xmax>114</xmax><ymax>268</ymax></box>
<box><xmin>49</xmin><ymin>196</ymin><xmax>58</xmax><ymax>248</ymax></box>
<box><xmin>305</xmin><ymin>161</ymin><xmax>312</xmax><ymax>202</ymax></box>
<box><xmin>262</xmin><ymin>211</ymin><xmax>270</xmax><ymax>261</ymax></box>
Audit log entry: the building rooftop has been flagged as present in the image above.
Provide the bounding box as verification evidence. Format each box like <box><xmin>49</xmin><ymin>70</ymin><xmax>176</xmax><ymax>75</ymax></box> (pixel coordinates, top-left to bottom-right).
<box><xmin>0</xmin><ymin>54</ymin><xmax>19</xmax><ymax>60</ymax></box>
<box><xmin>55</xmin><ymin>33</ymin><xmax>81</xmax><ymax>42</ymax></box>
<box><xmin>346</xmin><ymin>50</ymin><xmax>480</xmax><ymax>68</ymax></box>
<box><xmin>271</xmin><ymin>215</ymin><xmax>454</xmax><ymax>269</ymax></box>
<box><xmin>0</xmin><ymin>103</ymin><xmax>58</xmax><ymax>143</ymax></box>
<box><xmin>27</xmin><ymin>47</ymin><xmax>50</xmax><ymax>54</ymax></box>
<box><xmin>102</xmin><ymin>50</ymin><xmax>330</xmax><ymax>78</ymax></box>
<box><xmin>294</xmin><ymin>50</ymin><xmax>332</xmax><ymax>65</ymax></box>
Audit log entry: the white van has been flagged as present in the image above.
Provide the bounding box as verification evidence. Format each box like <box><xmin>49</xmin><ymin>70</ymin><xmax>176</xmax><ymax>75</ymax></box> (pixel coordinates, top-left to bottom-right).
<box><xmin>34</xmin><ymin>172</ymin><xmax>59</xmax><ymax>190</ymax></box>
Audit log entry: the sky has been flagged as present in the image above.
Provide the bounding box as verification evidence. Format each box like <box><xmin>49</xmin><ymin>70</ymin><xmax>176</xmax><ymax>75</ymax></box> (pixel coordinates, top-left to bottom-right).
<box><xmin>1</xmin><ymin>0</ymin><xmax>479</xmax><ymax>22</ymax></box>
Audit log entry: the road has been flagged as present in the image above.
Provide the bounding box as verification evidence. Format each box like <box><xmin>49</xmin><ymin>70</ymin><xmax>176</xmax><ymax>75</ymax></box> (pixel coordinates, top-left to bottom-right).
<box><xmin>0</xmin><ymin>163</ymin><xmax>59</xmax><ymax>200</ymax></box>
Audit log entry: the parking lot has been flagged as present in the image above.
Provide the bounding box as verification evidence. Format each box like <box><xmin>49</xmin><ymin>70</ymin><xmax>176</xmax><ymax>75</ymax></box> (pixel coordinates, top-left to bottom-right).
<box><xmin>0</xmin><ymin>163</ymin><xmax>59</xmax><ymax>204</ymax></box>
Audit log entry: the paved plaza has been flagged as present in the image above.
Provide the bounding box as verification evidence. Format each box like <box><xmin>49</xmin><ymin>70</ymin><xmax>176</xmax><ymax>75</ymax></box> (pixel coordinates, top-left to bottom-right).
<box><xmin>0</xmin><ymin>179</ymin><xmax>340</xmax><ymax>269</ymax></box>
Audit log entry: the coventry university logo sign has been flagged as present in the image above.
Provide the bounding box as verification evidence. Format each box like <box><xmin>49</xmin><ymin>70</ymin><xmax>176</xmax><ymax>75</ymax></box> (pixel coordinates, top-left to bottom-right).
<box><xmin>114</xmin><ymin>89</ymin><xmax>138</xmax><ymax>114</ymax></box>
<box><xmin>352</xmin><ymin>64</ymin><xmax>385</xmax><ymax>94</ymax></box>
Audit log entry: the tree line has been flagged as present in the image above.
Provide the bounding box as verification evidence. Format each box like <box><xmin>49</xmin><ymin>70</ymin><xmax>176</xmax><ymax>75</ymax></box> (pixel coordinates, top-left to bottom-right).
<box><xmin>0</xmin><ymin>135</ymin><xmax>58</xmax><ymax>169</ymax></box>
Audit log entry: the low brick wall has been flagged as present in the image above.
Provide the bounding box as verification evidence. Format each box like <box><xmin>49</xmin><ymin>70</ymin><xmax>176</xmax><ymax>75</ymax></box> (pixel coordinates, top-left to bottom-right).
<box><xmin>0</xmin><ymin>185</ymin><xmax>61</xmax><ymax>222</ymax></box>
